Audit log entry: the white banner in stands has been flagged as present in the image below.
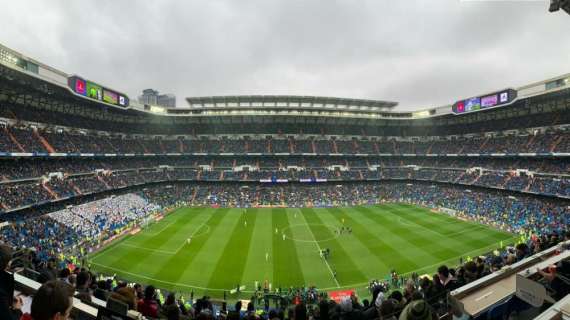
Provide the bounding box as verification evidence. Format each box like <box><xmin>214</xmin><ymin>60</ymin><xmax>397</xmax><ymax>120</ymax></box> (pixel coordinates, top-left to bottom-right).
<box><xmin>440</xmin><ymin>208</ymin><xmax>457</xmax><ymax>216</ymax></box>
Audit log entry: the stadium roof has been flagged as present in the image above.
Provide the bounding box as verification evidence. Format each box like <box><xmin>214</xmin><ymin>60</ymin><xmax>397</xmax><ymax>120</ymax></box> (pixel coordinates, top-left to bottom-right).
<box><xmin>185</xmin><ymin>95</ymin><xmax>398</xmax><ymax>113</ymax></box>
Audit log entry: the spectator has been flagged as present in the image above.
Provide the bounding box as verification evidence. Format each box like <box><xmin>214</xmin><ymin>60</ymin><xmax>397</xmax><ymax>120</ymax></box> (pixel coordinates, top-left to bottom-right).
<box><xmin>163</xmin><ymin>293</ymin><xmax>181</xmax><ymax>320</ymax></box>
<box><xmin>109</xmin><ymin>286</ymin><xmax>137</xmax><ymax>311</ymax></box>
<box><xmin>294</xmin><ymin>302</ymin><xmax>307</xmax><ymax>320</ymax></box>
<box><xmin>398</xmin><ymin>300</ymin><xmax>435</xmax><ymax>320</ymax></box>
<box><xmin>75</xmin><ymin>271</ymin><xmax>92</xmax><ymax>302</ymax></box>
<box><xmin>138</xmin><ymin>285</ymin><xmax>159</xmax><ymax>318</ymax></box>
<box><xmin>437</xmin><ymin>266</ymin><xmax>457</xmax><ymax>292</ymax></box>
<box><xmin>0</xmin><ymin>244</ymin><xmax>22</xmax><ymax>320</ymax></box>
<box><xmin>30</xmin><ymin>280</ymin><xmax>74</xmax><ymax>320</ymax></box>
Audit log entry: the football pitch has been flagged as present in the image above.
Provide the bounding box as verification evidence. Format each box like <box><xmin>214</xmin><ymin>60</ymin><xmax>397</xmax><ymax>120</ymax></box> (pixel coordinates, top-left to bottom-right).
<box><xmin>88</xmin><ymin>204</ymin><xmax>516</xmax><ymax>298</ymax></box>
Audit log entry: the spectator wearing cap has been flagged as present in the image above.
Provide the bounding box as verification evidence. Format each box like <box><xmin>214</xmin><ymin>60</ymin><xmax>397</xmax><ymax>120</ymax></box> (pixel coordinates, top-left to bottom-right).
<box><xmin>379</xmin><ymin>299</ymin><xmax>399</xmax><ymax>320</ymax></box>
<box><xmin>398</xmin><ymin>300</ymin><xmax>436</xmax><ymax>320</ymax></box>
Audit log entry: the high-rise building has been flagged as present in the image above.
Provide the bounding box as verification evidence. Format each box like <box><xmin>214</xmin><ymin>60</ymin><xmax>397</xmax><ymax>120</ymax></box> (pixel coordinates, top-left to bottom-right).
<box><xmin>138</xmin><ymin>89</ymin><xmax>176</xmax><ymax>108</ymax></box>
<box><xmin>157</xmin><ymin>93</ymin><xmax>176</xmax><ymax>108</ymax></box>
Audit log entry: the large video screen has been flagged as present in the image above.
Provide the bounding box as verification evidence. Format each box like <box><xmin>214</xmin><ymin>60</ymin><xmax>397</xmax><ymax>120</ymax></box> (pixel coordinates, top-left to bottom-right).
<box><xmin>68</xmin><ymin>76</ymin><xmax>129</xmax><ymax>108</ymax></box>
<box><xmin>453</xmin><ymin>89</ymin><xmax>516</xmax><ymax>114</ymax></box>
<box><xmin>464</xmin><ymin>97</ymin><xmax>481</xmax><ymax>112</ymax></box>
<box><xmin>103</xmin><ymin>89</ymin><xmax>118</xmax><ymax>104</ymax></box>
<box><xmin>86</xmin><ymin>82</ymin><xmax>102</xmax><ymax>101</ymax></box>
<box><xmin>481</xmin><ymin>94</ymin><xmax>498</xmax><ymax>108</ymax></box>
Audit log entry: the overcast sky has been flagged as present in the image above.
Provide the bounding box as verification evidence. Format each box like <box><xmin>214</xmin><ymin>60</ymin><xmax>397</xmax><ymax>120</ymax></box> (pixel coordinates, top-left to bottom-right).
<box><xmin>0</xmin><ymin>0</ymin><xmax>568</xmax><ymax>110</ymax></box>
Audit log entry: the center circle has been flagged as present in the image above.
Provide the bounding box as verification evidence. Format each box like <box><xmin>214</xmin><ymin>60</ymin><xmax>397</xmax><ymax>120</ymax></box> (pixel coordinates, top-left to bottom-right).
<box><xmin>281</xmin><ymin>223</ymin><xmax>341</xmax><ymax>243</ymax></box>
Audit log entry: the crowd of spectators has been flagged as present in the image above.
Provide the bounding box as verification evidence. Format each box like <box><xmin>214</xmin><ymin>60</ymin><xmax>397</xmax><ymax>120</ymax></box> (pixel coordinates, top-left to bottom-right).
<box><xmin>0</xmin><ymin>194</ymin><xmax>160</xmax><ymax>262</ymax></box>
<box><xmin>1</xmin><ymin>124</ymin><xmax>569</xmax><ymax>155</ymax></box>
<box><xmin>0</xmin><ymin>181</ymin><xmax>569</xmax><ymax>319</ymax></box>
<box><xmin>140</xmin><ymin>182</ymin><xmax>570</xmax><ymax>235</ymax></box>
<box><xmin>0</xmin><ymin>159</ymin><xmax>570</xmax><ymax>212</ymax></box>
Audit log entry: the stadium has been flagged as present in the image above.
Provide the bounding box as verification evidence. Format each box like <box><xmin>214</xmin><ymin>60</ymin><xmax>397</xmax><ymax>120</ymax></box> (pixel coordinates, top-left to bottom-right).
<box><xmin>0</xmin><ymin>3</ymin><xmax>570</xmax><ymax>320</ymax></box>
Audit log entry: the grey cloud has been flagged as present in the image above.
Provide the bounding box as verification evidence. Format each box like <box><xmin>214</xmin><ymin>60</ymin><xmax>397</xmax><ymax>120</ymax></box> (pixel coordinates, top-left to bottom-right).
<box><xmin>0</xmin><ymin>0</ymin><xmax>567</xmax><ymax>111</ymax></box>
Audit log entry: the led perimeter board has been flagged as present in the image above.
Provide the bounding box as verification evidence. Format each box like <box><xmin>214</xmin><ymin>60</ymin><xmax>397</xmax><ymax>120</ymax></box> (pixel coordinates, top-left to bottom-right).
<box><xmin>452</xmin><ymin>88</ymin><xmax>517</xmax><ymax>114</ymax></box>
<box><xmin>68</xmin><ymin>76</ymin><xmax>129</xmax><ymax>108</ymax></box>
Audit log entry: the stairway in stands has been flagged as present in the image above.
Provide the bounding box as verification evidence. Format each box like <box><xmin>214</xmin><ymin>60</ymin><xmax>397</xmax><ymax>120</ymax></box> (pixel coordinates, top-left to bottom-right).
<box><xmin>501</xmin><ymin>173</ymin><xmax>513</xmax><ymax>189</ymax></box>
<box><xmin>549</xmin><ymin>135</ymin><xmax>563</xmax><ymax>152</ymax></box>
<box><xmin>97</xmin><ymin>176</ymin><xmax>111</xmax><ymax>189</ymax></box>
<box><xmin>34</xmin><ymin>131</ymin><xmax>56</xmax><ymax>153</ymax></box>
<box><xmin>454</xmin><ymin>171</ymin><xmax>466</xmax><ymax>184</ymax></box>
<box><xmin>470</xmin><ymin>173</ymin><xmax>483</xmax><ymax>185</ymax></box>
<box><xmin>478</xmin><ymin>137</ymin><xmax>490</xmax><ymax>153</ymax></box>
<box><xmin>524</xmin><ymin>177</ymin><xmax>534</xmax><ymax>192</ymax></box>
<box><xmin>331</xmin><ymin>139</ymin><xmax>339</xmax><ymax>153</ymax></box>
<box><xmin>4</xmin><ymin>127</ymin><xmax>25</xmax><ymax>152</ymax></box>
<box><xmin>68</xmin><ymin>180</ymin><xmax>83</xmax><ymax>195</ymax></box>
<box><xmin>42</xmin><ymin>183</ymin><xmax>59</xmax><ymax>200</ymax></box>
<box><xmin>289</xmin><ymin>137</ymin><xmax>295</xmax><ymax>153</ymax></box>
<box><xmin>191</xmin><ymin>187</ymin><xmax>198</xmax><ymax>204</ymax></box>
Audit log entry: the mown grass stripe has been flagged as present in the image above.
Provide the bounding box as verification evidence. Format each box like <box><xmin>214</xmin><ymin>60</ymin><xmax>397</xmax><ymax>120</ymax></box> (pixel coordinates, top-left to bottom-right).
<box><xmin>300</xmin><ymin>208</ymin><xmax>367</xmax><ymax>286</ymax></box>
<box><xmin>240</xmin><ymin>209</ymin><xmax>274</xmax><ymax>289</ymax></box>
<box><xmin>271</xmin><ymin>208</ymin><xmax>305</xmax><ymax>288</ymax></box>
<box><xmin>380</xmin><ymin>205</ymin><xmax>466</xmax><ymax>258</ymax></box>
<box><xmin>206</xmin><ymin>209</ymin><xmax>258</xmax><ymax>290</ymax></box>
<box><xmin>324</xmin><ymin>207</ymin><xmax>408</xmax><ymax>274</ymax></box>
<box><xmin>150</xmin><ymin>208</ymin><xmax>229</xmax><ymax>289</ymax></box>
<box><xmin>353</xmin><ymin>206</ymin><xmax>445</xmax><ymax>265</ymax></box>
<box><xmin>386</xmin><ymin>204</ymin><xmax>513</xmax><ymax>249</ymax></box>
<box><xmin>103</xmin><ymin>208</ymin><xmax>206</xmax><ymax>273</ymax></box>
<box><xmin>285</xmin><ymin>209</ymin><xmax>337</xmax><ymax>289</ymax></box>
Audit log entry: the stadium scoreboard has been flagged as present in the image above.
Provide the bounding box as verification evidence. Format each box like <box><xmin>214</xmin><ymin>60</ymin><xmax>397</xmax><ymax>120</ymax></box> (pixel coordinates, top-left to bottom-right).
<box><xmin>68</xmin><ymin>76</ymin><xmax>129</xmax><ymax>108</ymax></box>
<box><xmin>452</xmin><ymin>88</ymin><xmax>517</xmax><ymax>114</ymax></box>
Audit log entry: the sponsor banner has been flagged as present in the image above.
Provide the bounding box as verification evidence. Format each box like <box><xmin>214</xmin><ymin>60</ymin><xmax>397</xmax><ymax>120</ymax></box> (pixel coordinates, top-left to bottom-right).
<box><xmin>9</xmin><ymin>153</ymin><xmax>34</xmax><ymax>156</ymax></box>
<box><xmin>328</xmin><ymin>289</ymin><xmax>355</xmax><ymax>303</ymax></box>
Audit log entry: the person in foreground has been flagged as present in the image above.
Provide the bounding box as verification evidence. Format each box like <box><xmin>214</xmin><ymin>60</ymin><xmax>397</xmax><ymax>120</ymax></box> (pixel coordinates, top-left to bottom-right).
<box><xmin>0</xmin><ymin>244</ymin><xmax>22</xmax><ymax>320</ymax></box>
<box><xmin>30</xmin><ymin>280</ymin><xmax>75</xmax><ymax>320</ymax></box>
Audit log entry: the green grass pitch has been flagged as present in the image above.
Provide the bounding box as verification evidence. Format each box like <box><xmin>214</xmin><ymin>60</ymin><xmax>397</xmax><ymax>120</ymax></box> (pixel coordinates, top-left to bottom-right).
<box><xmin>88</xmin><ymin>204</ymin><xmax>516</xmax><ymax>299</ymax></box>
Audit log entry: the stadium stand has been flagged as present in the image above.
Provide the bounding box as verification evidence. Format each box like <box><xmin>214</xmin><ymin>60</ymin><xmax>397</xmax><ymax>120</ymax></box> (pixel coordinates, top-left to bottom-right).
<box><xmin>0</xmin><ymin>43</ymin><xmax>569</xmax><ymax>319</ymax></box>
